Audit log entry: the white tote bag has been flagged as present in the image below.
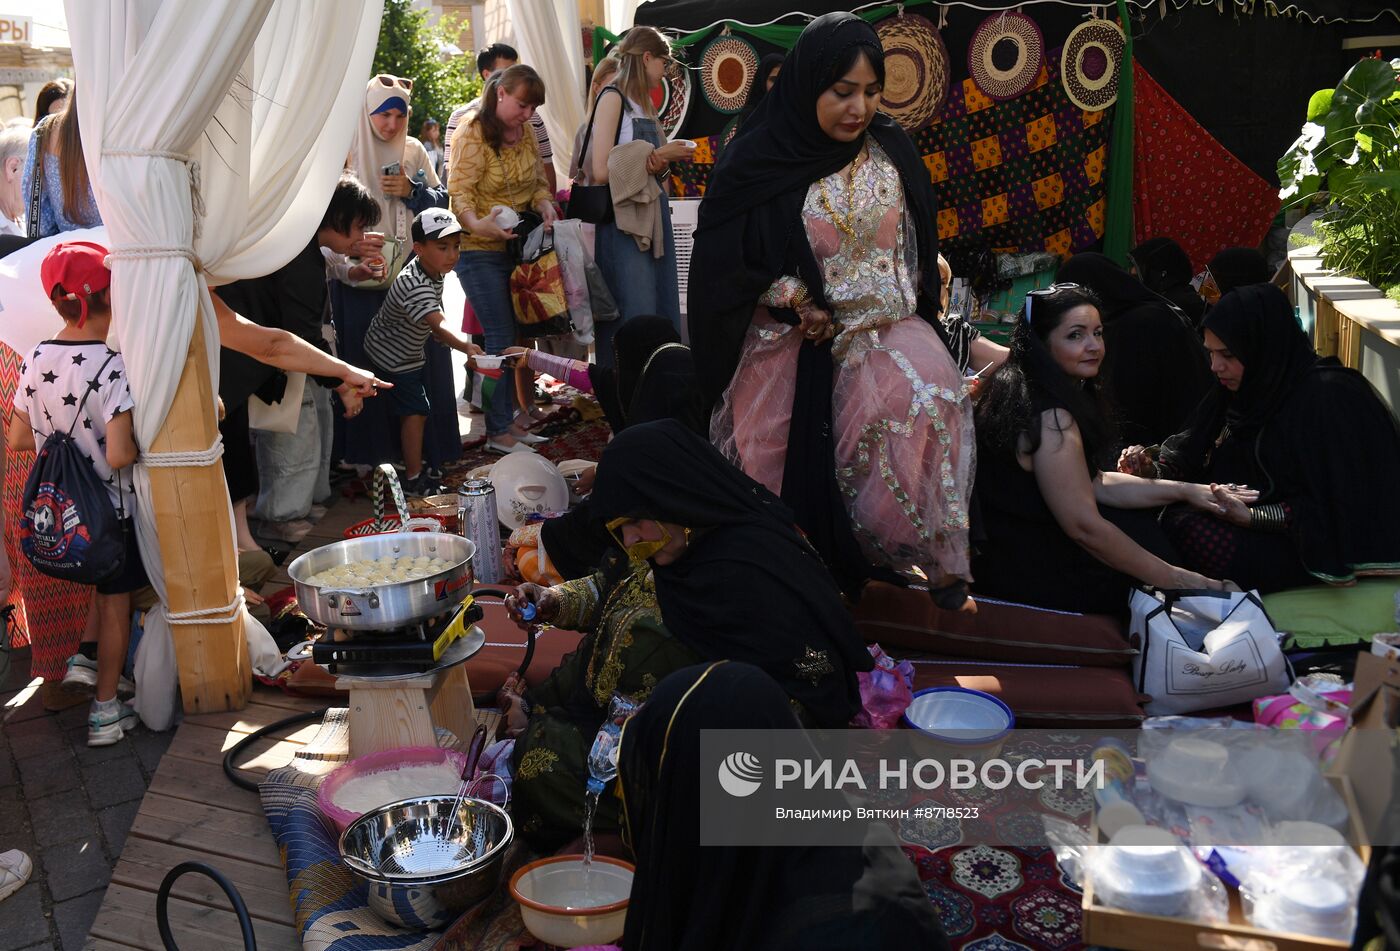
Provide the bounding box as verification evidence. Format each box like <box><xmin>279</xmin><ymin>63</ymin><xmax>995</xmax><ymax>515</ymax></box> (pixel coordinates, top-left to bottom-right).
<box><xmin>1129</xmin><ymin>588</ymin><xmax>1293</xmax><ymax>715</ymax></box>
<box><xmin>247</xmin><ymin>371</ymin><xmax>306</xmax><ymax>434</ymax></box>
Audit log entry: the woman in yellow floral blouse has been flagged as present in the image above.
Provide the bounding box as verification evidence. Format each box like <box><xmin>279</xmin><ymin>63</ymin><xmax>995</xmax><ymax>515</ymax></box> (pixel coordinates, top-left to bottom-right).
<box><xmin>498</xmin><ymin>420</ymin><xmax>868</xmax><ymax>852</ymax></box>
<box><xmin>448</xmin><ymin>64</ymin><xmax>557</xmax><ymax>454</ymax></box>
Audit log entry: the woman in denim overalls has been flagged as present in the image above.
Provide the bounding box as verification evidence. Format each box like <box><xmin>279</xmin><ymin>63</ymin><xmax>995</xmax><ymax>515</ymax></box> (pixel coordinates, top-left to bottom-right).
<box><xmin>581</xmin><ymin>27</ymin><xmax>692</xmax><ymax>368</ymax></box>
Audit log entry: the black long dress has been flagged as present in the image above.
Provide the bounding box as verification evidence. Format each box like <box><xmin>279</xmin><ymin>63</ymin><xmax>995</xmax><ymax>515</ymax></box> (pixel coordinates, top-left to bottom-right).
<box><xmin>972</xmin><ymin>418</ymin><xmax>1178</xmax><ymax>616</ymax></box>
<box><xmin>1159</xmin><ymin>285</ymin><xmax>1400</xmax><ymax>591</ymax></box>
<box><xmin>619</xmin><ymin>661</ymin><xmax>948</xmax><ymax>951</ymax></box>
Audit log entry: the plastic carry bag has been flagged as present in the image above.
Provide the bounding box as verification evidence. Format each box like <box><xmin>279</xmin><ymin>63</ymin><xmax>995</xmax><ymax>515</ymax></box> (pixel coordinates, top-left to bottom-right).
<box><xmin>1129</xmin><ymin>588</ymin><xmax>1292</xmax><ymax>715</ymax></box>
<box><xmin>551</xmin><ymin>219</ymin><xmax>596</xmax><ymax>345</ymax></box>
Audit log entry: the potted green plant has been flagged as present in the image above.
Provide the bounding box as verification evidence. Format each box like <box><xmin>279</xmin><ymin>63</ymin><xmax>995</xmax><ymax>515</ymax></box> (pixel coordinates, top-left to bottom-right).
<box><xmin>1278</xmin><ymin>55</ymin><xmax>1400</xmax><ymax>302</ymax></box>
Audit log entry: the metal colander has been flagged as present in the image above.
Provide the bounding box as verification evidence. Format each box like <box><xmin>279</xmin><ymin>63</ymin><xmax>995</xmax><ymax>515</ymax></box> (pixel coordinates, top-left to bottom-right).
<box><xmin>339</xmin><ymin>794</ymin><xmax>512</xmax><ymax>880</ymax></box>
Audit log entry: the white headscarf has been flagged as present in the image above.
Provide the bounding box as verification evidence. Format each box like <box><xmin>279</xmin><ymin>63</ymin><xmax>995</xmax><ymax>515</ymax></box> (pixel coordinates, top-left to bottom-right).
<box><xmin>348</xmin><ymin>74</ymin><xmax>438</xmax><ymax>247</ymax></box>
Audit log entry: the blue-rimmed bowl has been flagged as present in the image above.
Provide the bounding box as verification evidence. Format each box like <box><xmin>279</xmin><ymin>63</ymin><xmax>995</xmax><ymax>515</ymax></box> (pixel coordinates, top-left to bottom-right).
<box><xmin>902</xmin><ymin>686</ymin><xmax>1014</xmax><ymax>756</ymax></box>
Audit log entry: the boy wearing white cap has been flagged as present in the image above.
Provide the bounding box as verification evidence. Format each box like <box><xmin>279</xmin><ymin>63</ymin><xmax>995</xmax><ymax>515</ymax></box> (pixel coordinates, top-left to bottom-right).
<box><xmin>364</xmin><ymin>208</ymin><xmax>486</xmax><ymax>494</ymax></box>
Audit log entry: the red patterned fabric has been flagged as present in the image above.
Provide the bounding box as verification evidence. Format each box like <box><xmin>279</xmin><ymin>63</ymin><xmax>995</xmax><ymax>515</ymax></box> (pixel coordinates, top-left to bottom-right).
<box><xmin>1132</xmin><ymin>61</ymin><xmax>1279</xmax><ymax>270</ymax></box>
<box><xmin>0</xmin><ymin>341</ymin><xmax>92</xmax><ymax>680</ymax></box>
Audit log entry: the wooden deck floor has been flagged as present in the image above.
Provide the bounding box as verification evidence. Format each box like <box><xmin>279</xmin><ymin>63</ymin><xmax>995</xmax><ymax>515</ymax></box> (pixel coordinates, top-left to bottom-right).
<box><xmin>86</xmin><ymin>687</ymin><xmax>328</xmax><ymax>950</ymax></box>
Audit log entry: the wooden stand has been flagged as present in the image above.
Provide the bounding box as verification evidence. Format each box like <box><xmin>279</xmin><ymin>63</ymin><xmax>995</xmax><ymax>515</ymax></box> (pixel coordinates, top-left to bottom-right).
<box><xmin>338</xmin><ymin>663</ymin><xmax>477</xmax><ymax>758</ymax></box>
<box><xmin>148</xmin><ymin>317</ymin><xmax>251</xmax><ymax>715</ymax></box>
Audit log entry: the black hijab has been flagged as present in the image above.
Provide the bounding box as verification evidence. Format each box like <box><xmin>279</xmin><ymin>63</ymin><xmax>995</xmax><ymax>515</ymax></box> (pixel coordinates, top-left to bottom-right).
<box><xmin>1209</xmin><ymin>247</ymin><xmax>1271</xmax><ymax>295</ymax></box>
<box><xmin>689</xmin><ymin>11</ymin><xmax>942</xmax><ymax>411</ymax></box>
<box><xmin>541</xmin><ymin>319</ymin><xmax>701</xmax><ymax>581</ymax></box>
<box><xmin>1056</xmin><ymin>252</ymin><xmax>1214</xmax><ymax>446</ymax></box>
<box><xmin>618</xmin><ymin>662</ymin><xmax>948</xmax><ymax>951</ymax></box>
<box><xmin>1130</xmin><ymin>237</ymin><xmax>1206</xmax><ymax>326</ymax></box>
<box><xmin>1207</xmin><ymin>284</ymin><xmax>1318</xmax><ymax>431</ymax></box>
<box><xmin>591</xmin><ymin>315</ymin><xmax>694</xmax><ymax>434</ymax></box>
<box><xmin>736</xmin><ymin>53</ymin><xmax>785</xmax><ymax>129</ymax></box>
<box><xmin>1159</xmin><ymin>285</ymin><xmax>1318</xmax><ymax>475</ymax></box>
<box><xmin>1058</xmin><ymin>252</ymin><xmax>1179</xmax><ymax>319</ymax></box>
<box><xmin>1161</xmin><ymin>285</ymin><xmax>1400</xmax><ymax>582</ymax></box>
<box><xmin>587</xmin><ymin>420</ymin><xmax>870</xmax><ymax>727</ymax></box>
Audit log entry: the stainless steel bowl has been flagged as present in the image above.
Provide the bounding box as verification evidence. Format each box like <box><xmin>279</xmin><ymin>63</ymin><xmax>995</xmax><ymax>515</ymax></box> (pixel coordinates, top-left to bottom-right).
<box><xmin>339</xmin><ymin>795</ymin><xmax>513</xmax><ymax>929</ymax></box>
<box><xmin>288</xmin><ymin>532</ymin><xmax>475</xmax><ymax>630</ymax></box>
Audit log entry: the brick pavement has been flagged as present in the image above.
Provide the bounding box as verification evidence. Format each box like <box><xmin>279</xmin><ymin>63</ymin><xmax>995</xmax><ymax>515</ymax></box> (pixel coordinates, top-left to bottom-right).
<box><xmin>0</xmin><ymin>648</ymin><xmax>174</xmax><ymax>951</ymax></box>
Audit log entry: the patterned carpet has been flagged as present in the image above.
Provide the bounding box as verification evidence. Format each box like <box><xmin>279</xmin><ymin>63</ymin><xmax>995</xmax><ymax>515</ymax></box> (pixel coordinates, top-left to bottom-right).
<box><xmin>895</xmin><ymin>733</ymin><xmax>1093</xmax><ymax>950</ymax></box>
<box><xmin>441</xmin><ymin>402</ymin><xmax>613</xmax><ymax>491</ymax></box>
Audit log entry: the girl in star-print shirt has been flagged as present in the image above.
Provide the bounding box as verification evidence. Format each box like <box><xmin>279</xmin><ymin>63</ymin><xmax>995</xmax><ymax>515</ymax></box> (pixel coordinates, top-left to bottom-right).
<box><xmin>5</xmin><ymin>240</ymin><xmax>148</xmax><ymax>748</ymax></box>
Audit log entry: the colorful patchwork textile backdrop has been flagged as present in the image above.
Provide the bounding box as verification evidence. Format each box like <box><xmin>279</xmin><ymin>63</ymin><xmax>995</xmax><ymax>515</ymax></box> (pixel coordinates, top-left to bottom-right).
<box><xmin>1131</xmin><ymin>62</ymin><xmax>1279</xmax><ymax>270</ymax></box>
<box><xmin>673</xmin><ymin>45</ymin><xmax>1111</xmax><ymax>260</ymax></box>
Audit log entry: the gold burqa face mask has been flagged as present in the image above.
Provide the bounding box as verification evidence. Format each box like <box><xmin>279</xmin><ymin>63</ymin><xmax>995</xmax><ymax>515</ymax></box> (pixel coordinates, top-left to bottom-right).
<box><xmin>607</xmin><ymin>517</ymin><xmax>671</xmax><ymax>562</ymax></box>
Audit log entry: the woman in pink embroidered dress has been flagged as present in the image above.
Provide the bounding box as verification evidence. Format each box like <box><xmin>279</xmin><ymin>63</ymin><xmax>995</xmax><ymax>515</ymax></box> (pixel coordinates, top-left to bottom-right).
<box><xmin>690</xmin><ymin>13</ymin><xmax>974</xmax><ymax>610</ymax></box>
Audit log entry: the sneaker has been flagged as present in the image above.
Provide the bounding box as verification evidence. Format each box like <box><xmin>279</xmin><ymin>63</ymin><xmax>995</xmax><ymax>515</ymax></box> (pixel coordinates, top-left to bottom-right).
<box><xmin>425</xmin><ymin>466</ymin><xmax>444</xmax><ymax>482</ymax></box>
<box><xmin>485</xmin><ymin>439</ymin><xmax>537</xmax><ymax>455</ymax></box>
<box><xmin>402</xmin><ymin>474</ymin><xmax>441</xmax><ymax>497</ymax></box>
<box><xmin>0</xmin><ymin>850</ymin><xmax>32</xmax><ymax>903</ymax></box>
<box><xmin>62</xmin><ymin>653</ymin><xmax>98</xmax><ymax>690</ymax></box>
<box><xmin>257</xmin><ymin>518</ymin><xmax>314</xmax><ymax>544</ymax></box>
<box><xmin>88</xmin><ymin>697</ymin><xmax>138</xmax><ymax>747</ymax></box>
<box><xmin>512</xmin><ymin>431</ymin><xmax>549</xmax><ymax>445</ymax></box>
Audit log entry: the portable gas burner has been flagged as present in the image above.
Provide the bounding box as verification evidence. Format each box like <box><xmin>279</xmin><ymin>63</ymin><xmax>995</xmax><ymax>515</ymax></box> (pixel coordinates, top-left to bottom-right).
<box><xmin>313</xmin><ymin>596</ymin><xmax>485</xmax><ymax>674</ymax></box>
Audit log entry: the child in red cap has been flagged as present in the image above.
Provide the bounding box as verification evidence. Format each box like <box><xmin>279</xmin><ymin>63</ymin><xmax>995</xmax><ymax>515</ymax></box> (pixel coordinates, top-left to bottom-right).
<box><xmin>5</xmin><ymin>241</ymin><xmax>147</xmax><ymax>746</ymax></box>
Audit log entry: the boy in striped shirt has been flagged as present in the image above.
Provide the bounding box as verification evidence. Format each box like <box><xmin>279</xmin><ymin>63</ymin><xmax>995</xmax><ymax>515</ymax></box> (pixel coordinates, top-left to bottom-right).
<box><xmin>364</xmin><ymin>208</ymin><xmax>484</xmax><ymax>494</ymax></box>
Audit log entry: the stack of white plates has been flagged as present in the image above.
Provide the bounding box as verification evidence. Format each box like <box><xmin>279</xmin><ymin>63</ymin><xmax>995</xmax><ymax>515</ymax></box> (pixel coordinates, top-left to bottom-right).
<box><xmin>1250</xmin><ymin>879</ymin><xmax>1356</xmax><ymax>941</ymax></box>
<box><xmin>1094</xmin><ymin>825</ymin><xmax>1204</xmax><ymax>917</ymax></box>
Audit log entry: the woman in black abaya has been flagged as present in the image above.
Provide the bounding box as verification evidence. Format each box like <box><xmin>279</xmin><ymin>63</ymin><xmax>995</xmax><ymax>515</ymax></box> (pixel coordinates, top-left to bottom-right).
<box><xmin>1142</xmin><ymin>285</ymin><xmax>1400</xmax><ymax>590</ymax></box>
<box><xmin>618</xmin><ymin>661</ymin><xmax>948</xmax><ymax>951</ymax></box>
<box><xmin>1130</xmin><ymin>237</ymin><xmax>1206</xmax><ymax>327</ymax></box>
<box><xmin>688</xmin><ymin>13</ymin><xmax>974</xmax><ymax>609</ymax></box>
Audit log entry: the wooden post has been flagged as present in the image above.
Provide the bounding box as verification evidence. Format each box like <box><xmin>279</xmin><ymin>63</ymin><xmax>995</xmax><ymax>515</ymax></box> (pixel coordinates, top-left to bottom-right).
<box><xmin>147</xmin><ymin>316</ymin><xmax>251</xmax><ymax>714</ymax></box>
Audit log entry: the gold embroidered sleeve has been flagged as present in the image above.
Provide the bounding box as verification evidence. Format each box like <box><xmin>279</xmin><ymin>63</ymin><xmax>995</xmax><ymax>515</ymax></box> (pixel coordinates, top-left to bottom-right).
<box><xmin>551</xmin><ymin>573</ymin><xmax>602</xmax><ymax>630</ymax></box>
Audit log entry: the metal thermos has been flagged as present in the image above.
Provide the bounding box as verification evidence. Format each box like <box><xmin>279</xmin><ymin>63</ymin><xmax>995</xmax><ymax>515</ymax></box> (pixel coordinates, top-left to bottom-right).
<box><xmin>458</xmin><ymin>479</ymin><xmax>502</xmax><ymax>584</ymax></box>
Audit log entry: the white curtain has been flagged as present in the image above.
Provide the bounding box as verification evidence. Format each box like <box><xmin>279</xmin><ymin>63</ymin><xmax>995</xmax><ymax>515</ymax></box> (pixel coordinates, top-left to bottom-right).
<box><xmin>66</xmin><ymin>0</ymin><xmax>382</xmax><ymax>729</ymax></box>
<box><xmin>606</xmin><ymin>0</ymin><xmax>643</xmax><ymax>33</ymax></box>
<box><xmin>507</xmin><ymin>0</ymin><xmax>584</xmax><ymax>184</ymax></box>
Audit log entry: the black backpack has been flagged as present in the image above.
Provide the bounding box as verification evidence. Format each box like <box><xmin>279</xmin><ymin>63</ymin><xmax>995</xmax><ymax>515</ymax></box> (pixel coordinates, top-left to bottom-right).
<box><xmin>19</xmin><ymin>352</ymin><xmax>127</xmax><ymax>584</ymax></box>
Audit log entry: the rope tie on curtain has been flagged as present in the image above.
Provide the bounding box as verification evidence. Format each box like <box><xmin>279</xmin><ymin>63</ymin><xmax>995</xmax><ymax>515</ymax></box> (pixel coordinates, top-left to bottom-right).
<box><xmin>165</xmin><ymin>592</ymin><xmax>246</xmax><ymax>627</ymax></box>
<box><xmin>105</xmin><ymin>246</ymin><xmax>201</xmax><ymax>270</ymax></box>
<box><xmin>102</xmin><ymin>147</ymin><xmax>206</xmax><ymax>241</ymax></box>
<box><xmin>141</xmin><ymin>438</ymin><xmax>224</xmax><ymax>468</ymax></box>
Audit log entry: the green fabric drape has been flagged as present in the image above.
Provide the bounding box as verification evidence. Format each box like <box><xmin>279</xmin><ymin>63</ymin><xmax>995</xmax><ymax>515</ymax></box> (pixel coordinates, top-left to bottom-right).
<box><xmin>1102</xmin><ymin>0</ymin><xmax>1136</xmax><ymax>264</ymax></box>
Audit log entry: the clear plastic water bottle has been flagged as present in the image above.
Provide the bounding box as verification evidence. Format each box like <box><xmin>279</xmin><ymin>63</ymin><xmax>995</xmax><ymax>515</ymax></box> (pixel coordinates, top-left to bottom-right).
<box><xmin>585</xmin><ymin>694</ymin><xmax>637</xmax><ymax>796</ymax></box>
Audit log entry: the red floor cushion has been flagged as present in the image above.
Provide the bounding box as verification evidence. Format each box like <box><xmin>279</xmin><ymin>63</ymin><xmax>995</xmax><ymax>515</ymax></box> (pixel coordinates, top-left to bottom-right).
<box><xmin>909</xmin><ymin>656</ymin><xmax>1146</xmax><ymax>728</ymax></box>
<box><xmin>854</xmin><ymin>581</ymin><xmax>1134</xmax><ymax>667</ymax></box>
<box><xmin>462</xmin><ymin>596</ymin><xmax>584</xmax><ymax>700</ymax></box>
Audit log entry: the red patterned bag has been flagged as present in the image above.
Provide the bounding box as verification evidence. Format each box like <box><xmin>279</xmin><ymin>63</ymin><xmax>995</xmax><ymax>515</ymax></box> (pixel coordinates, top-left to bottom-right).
<box><xmin>509</xmin><ymin>229</ymin><xmax>573</xmax><ymax>338</ymax></box>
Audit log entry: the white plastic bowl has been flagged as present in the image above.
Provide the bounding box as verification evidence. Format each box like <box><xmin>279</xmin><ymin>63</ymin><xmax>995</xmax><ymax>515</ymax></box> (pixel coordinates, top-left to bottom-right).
<box><xmin>1145</xmin><ymin>738</ymin><xmax>1246</xmax><ymax>808</ymax></box>
<box><xmin>1096</xmin><ymin>825</ymin><xmax>1203</xmax><ymax>916</ymax></box>
<box><xmin>902</xmin><ymin>687</ymin><xmax>1014</xmax><ymax>744</ymax></box>
<box><xmin>1252</xmin><ymin>879</ymin><xmax>1356</xmax><ymax>940</ymax></box>
<box><xmin>473</xmin><ymin>355</ymin><xmax>506</xmax><ymax>370</ymax></box>
<box><xmin>509</xmin><ymin>855</ymin><xmax>634</xmax><ymax>947</ymax></box>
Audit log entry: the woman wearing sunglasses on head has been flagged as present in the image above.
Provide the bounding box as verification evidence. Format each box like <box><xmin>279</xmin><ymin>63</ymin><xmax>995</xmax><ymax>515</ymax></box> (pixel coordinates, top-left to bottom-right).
<box><xmin>972</xmin><ymin>285</ymin><xmax>1247</xmax><ymax>616</ymax></box>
